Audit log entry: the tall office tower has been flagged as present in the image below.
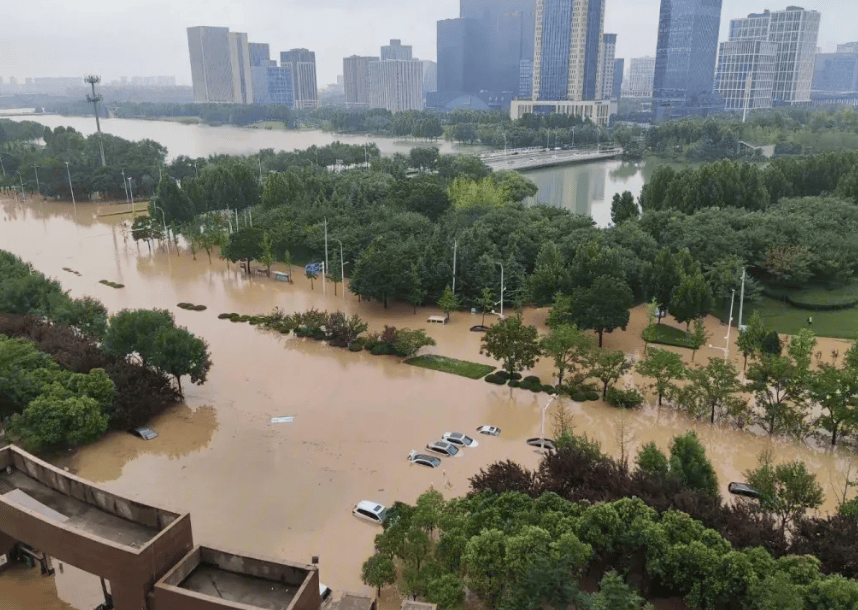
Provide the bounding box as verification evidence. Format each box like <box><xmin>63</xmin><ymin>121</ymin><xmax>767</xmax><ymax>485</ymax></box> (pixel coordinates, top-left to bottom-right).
<box><xmin>813</xmin><ymin>51</ymin><xmax>858</xmax><ymax>94</ymax></box>
<box><xmin>368</xmin><ymin>40</ymin><xmax>424</xmax><ymax>112</ymax></box>
<box><xmin>597</xmin><ymin>34</ymin><xmax>618</xmax><ymax>100</ymax></box>
<box><xmin>280</xmin><ymin>49</ymin><xmax>318</xmax><ymax>109</ymax></box>
<box><xmin>519</xmin><ymin>60</ymin><xmax>533</xmax><ymax>98</ymax></box>
<box><xmin>717</xmin><ymin>7</ymin><xmax>820</xmax><ymax>107</ymax></box>
<box><xmin>612</xmin><ymin>58</ymin><xmax>624</xmax><ymax>99</ymax></box>
<box><xmin>715</xmin><ymin>40</ymin><xmax>777</xmax><ymax>111</ymax></box>
<box><xmin>421</xmin><ymin>60</ymin><xmax>438</xmax><ymax>93</ymax></box>
<box><xmin>187</xmin><ymin>27</ymin><xmax>253</xmax><ymax>103</ymax></box>
<box><xmin>652</xmin><ymin>0</ymin><xmax>723</xmax><ymax>117</ymax></box>
<box><xmin>266</xmin><ymin>64</ymin><xmax>294</xmax><ymax>106</ymax></box>
<box><xmin>343</xmin><ymin>55</ymin><xmax>378</xmax><ymax>108</ymax></box>
<box><xmin>437</xmin><ymin>18</ymin><xmax>485</xmax><ymax>94</ymax></box>
<box><xmin>381</xmin><ymin>40</ymin><xmax>412</xmax><ymax>61</ymax></box>
<box><xmin>837</xmin><ymin>42</ymin><xmax>858</xmax><ymax>54</ymax></box>
<box><xmin>623</xmin><ymin>56</ymin><xmax>656</xmax><ymax>97</ymax></box>
<box><xmin>531</xmin><ymin>0</ymin><xmax>605</xmax><ymax>102</ymax></box>
<box><xmin>249</xmin><ymin>43</ymin><xmax>271</xmax><ymax>104</ymax></box>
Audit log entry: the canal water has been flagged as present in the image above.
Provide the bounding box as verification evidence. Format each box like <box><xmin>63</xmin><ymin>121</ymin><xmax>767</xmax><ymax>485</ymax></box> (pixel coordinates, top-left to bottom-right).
<box><xmin>8</xmin><ymin>115</ymin><xmax>663</xmax><ymax>226</ymax></box>
<box><xmin>0</xmin><ymin>194</ymin><xmax>854</xmax><ymax>609</ymax></box>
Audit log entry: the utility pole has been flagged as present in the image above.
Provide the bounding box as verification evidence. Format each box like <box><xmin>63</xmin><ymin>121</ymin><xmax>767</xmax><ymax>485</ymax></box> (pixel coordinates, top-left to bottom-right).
<box><xmin>32</xmin><ymin>164</ymin><xmax>40</xmax><ymax>195</ymax></box>
<box><xmin>127</xmin><ymin>177</ymin><xmax>134</xmax><ymax>206</ymax></box>
<box><xmin>496</xmin><ymin>261</ymin><xmax>504</xmax><ymax>319</ymax></box>
<box><xmin>121</xmin><ymin>169</ymin><xmax>129</xmax><ymax>202</ymax></box>
<box><xmin>452</xmin><ymin>240</ymin><xmax>458</xmax><ymax>296</ymax></box>
<box><xmin>737</xmin><ymin>268</ymin><xmax>746</xmax><ymax>330</ymax></box>
<box><xmin>84</xmin><ymin>75</ymin><xmax>106</xmax><ymax>167</ymax></box>
<box><xmin>324</xmin><ymin>218</ymin><xmax>329</xmax><ymax>290</ymax></box>
<box><xmin>65</xmin><ymin>162</ymin><xmax>76</xmax><ymax>215</ymax></box>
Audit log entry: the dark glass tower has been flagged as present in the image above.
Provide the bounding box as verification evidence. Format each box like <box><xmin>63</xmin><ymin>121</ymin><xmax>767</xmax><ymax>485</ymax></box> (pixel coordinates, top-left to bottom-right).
<box><xmin>653</xmin><ymin>0</ymin><xmax>724</xmax><ymax>117</ymax></box>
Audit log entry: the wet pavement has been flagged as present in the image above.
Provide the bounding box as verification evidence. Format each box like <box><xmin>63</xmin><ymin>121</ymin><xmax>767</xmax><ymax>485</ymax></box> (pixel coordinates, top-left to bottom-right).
<box><xmin>0</xmin><ymin>195</ymin><xmax>855</xmax><ymax>609</ymax></box>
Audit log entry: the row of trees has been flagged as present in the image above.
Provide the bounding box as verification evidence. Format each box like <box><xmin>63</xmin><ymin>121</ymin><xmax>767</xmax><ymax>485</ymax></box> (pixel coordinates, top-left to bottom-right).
<box><xmin>0</xmin><ymin>250</ymin><xmax>212</xmax><ymax>451</ymax></box>
<box><xmin>363</xmin><ymin>427</ymin><xmax>852</xmax><ymax>609</ymax></box>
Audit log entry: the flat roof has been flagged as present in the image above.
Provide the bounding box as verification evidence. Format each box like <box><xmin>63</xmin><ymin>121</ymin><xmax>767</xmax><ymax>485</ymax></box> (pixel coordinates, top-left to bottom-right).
<box><xmin>0</xmin><ymin>469</ymin><xmax>159</xmax><ymax>548</ymax></box>
<box><xmin>178</xmin><ymin>564</ymin><xmax>299</xmax><ymax>609</ymax></box>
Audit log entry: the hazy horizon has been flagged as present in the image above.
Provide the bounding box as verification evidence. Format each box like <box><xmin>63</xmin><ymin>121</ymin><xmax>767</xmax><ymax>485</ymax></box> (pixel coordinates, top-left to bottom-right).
<box><xmin>1</xmin><ymin>0</ymin><xmax>854</xmax><ymax>87</ymax></box>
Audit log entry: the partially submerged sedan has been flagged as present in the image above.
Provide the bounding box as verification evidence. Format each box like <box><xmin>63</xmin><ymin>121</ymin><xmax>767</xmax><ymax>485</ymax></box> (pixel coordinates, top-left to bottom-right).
<box><xmin>728</xmin><ymin>482</ymin><xmax>761</xmax><ymax>499</ymax></box>
<box><xmin>476</xmin><ymin>425</ymin><xmax>501</xmax><ymax>436</ymax></box>
<box><xmin>129</xmin><ymin>427</ymin><xmax>158</xmax><ymax>440</ymax></box>
<box><xmin>426</xmin><ymin>441</ymin><xmax>460</xmax><ymax>457</ymax></box>
<box><xmin>526</xmin><ymin>437</ymin><xmax>556</xmax><ymax>450</ymax></box>
<box><xmin>407</xmin><ymin>451</ymin><xmax>442</xmax><ymax>468</ymax></box>
<box><xmin>352</xmin><ymin>501</ymin><xmax>388</xmax><ymax>525</ymax></box>
<box><xmin>442</xmin><ymin>432</ymin><xmax>479</xmax><ymax>448</ymax></box>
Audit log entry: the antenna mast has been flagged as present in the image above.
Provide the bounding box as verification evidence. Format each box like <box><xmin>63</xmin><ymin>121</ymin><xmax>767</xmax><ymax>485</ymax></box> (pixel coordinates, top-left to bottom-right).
<box><xmin>84</xmin><ymin>75</ymin><xmax>106</xmax><ymax>166</ymax></box>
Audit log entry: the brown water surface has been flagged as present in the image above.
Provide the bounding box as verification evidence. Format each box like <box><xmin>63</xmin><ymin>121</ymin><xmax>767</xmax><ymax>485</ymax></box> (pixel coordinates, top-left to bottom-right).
<box><xmin>0</xmin><ymin>195</ymin><xmax>855</xmax><ymax>609</ymax></box>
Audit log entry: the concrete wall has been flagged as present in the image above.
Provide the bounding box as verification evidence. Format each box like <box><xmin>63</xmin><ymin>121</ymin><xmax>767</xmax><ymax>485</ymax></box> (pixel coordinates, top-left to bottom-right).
<box><xmin>0</xmin><ymin>446</ymin><xmax>194</xmax><ymax>610</ymax></box>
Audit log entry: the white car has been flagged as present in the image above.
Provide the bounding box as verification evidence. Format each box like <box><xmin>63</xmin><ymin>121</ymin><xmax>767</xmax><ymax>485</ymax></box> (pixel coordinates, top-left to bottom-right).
<box><xmin>426</xmin><ymin>440</ymin><xmax>460</xmax><ymax>457</ymax></box>
<box><xmin>352</xmin><ymin>501</ymin><xmax>388</xmax><ymax>525</ymax></box>
<box><xmin>526</xmin><ymin>437</ymin><xmax>556</xmax><ymax>450</ymax></box>
<box><xmin>442</xmin><ymin>432</ymin><xmax>479</xmax><ymax>448</ymax></box>
<box><xmin>407</xmin><ymin>451</ymin><xmax>442</xmax><ymax>468</ymax></box>
<box><xmin>476</xmin><ymin>425</ymin><xmax>501</xmax><ymax>436</ymax></box>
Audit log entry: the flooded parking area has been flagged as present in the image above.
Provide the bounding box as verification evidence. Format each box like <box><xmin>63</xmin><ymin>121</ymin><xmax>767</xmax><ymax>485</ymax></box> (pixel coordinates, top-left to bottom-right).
<box><xmin>1</xmin><ymin>195</ymin><xmax>855</xmax><ymax>609</ymax></box>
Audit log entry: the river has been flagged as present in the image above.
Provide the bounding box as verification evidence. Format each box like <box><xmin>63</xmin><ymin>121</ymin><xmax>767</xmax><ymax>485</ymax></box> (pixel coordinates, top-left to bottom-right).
<box><xmin>0</xmin><ymin>194</ymin><xmax>855</xmax><ymax>610</ymax></box>
<box><xmin>8</xmin><ymin>115</ymin><xmax>658</xmax><ymax>226</ymax></box>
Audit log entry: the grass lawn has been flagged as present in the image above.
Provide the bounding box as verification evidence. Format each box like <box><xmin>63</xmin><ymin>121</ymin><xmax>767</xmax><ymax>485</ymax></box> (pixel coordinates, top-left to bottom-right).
<box><xmin>749</xmin><ymin>297</ymin><xmax>858</xmax><ymax>340</ymax></box>
<box><xmin>642</xmin><ymin>324</ymin><xmax>696</xmax><ymax>349</ymax></box>
<box><xmin>406</xmin><ymin>355</ymin><xmax>495</xmax><ymax>380</ymax></box>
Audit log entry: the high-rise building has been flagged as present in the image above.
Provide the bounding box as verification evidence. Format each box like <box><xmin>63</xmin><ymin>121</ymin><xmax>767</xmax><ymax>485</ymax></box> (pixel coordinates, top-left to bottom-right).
<box><xmin>343</xmin><ymin>55</ymin><xmax>377</xmax><ymax>108</ymax></box>
<box><xmin>511</xmin><ymin>0</ymin><xmax>614</xmax><ymax>125</ymax></box>
<box><xmin>716</xmin><ymin>7</ymin><xmax>820</xmax><ymax>108</ymax></box>
<box><xmin>519</xmin><ymin>60</ymin><xmax>533</xmax><ymax>98</ymax></box>
<box><xmin>813</xmin><ymin>52</ymin><xmax>858</xmax><ymax>94</ymax></box>
<box><xmin>368</xmin><ymin>40</ymin><xmax>424</xmax><ymax>112</ymax></box>
<box><xmin>597</xmin><ymin>34</ymin><xmax>618</xmax><ymax>100</ymax></box>
<box><xmin>187</xmin><ymin>27</ymin><xmax>253</xmax><ymax>103</ymax></box>
<box><xmin>837</xmin><ymin>42</ymin><xmax>858</xmax><ymax>54</ymax></box>
<box><xmin>280</xmin><ymin>49</ymin><xmax>318</xmax><ymax>109</ymax></box>
<box><xmin>436</xmin><ymin>0</ymin><xmax>534</xmax><ymax>103</ymax></box>
<box><xmin>266</xmin><ymin>65</ymin><xmax>294</xmax><ymax>106</ymax></box>
<box><xmin>421</xmin><ymin>60</ymin><xmax>438</xmax><ymax>94</ymax></box>
<box><xmin>623</xmin><ymin>56</ymin><xmax>656</xmax><ymax>97</ymax></box>
<box><xmin>612</xmin><ymin>58</ymin><xmax>624</xmax><ymax>99</ymax></box>
<box><xmin>653</xmin><ymin>0</ymin><xmax>724</xmax><ymax>118</ymax></box>
<box><xmin>249</xmin><ymin>43</ymin><xmax>272</xmax><ymax>104</ymax></box>
<box><xmin>715</xmin><ymin>40</ymin><xmax>778</xmax><ymax>111</ymax></box>
<box><xmin>532</xmin><ymin>0</ymin><xmax>605</xmax><ymax>102</ymax></box>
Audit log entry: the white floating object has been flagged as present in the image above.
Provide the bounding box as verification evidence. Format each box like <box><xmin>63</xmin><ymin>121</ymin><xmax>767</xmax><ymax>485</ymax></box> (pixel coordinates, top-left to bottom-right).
<box><xmin>270</xmin><ymin>417</ymin><xmax>294</xmax><ymax>424</ymax></box>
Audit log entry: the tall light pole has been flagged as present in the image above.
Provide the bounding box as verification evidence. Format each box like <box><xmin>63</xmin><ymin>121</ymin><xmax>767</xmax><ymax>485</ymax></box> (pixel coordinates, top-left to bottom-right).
<box><xmin>333</xmin><ymin>238</ymin><xmax>345</xmax><ymax>301</ymax></box>
<box><xmin>452</xmin><ymin>239</ymin><xmax>458</xmax><ymax>296</ymax></box>
<box><xmin>33</xmin><ymin>164</ymin><xmax>40</xmax><ymax>195</ymax></box>
<box><xmin>540</xmin><ymin>390</ymin><xmax>559</xmax><ymax>450</ymax></box>
<box><xmin>127</xmin><ymin>177</ymin><xmax>135</xmax><ymax>207</ymax></box>
<box><xmin>324</xmin><ymin>218</ymin><xmax>329</xmax><ymax>292</ymax></box>
<box><xmin>84</xmin><ymin>75</ymin><xmax>106</xmax><ymax>166</ymax></box>
<box><xmin>64</xmin><ymin>162</ymin><xmax>76</xmax><ymax>215</ymax></box>
<box><xmin>15</xmin><ymin>170</ymin><xmax>25</xmax><ymax>201</ymax></box>
<box><xmin>150</xmin><ymin>203</ymin><xmax>170</xmax><ymax>253</ymax></box>
<box><xmin>709</xmin><ymin>289</ymin><xmax>736</xmax><ymax>362</ymax></box>
<box><xmin>737</xmin><ymin>268</ymin><xmax>747</xmax><ymax>330</ymax></box>
<box><xmin>495</xmin><ymin>261</ymin><xmax>505</xmax><ymax>319</ymax></box>
<box><xmin>121</xmin><ymin>169</ymin><xmax>129</xmax><ymax>202</ymax></box>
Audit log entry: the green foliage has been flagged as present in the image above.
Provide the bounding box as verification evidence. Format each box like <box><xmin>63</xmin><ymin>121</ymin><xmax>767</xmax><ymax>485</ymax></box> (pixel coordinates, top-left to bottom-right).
<box><xmin>635</xmin><ymin>441</ymin><xmax>669</xmax><ymax>477</ymax></box>
<box><xmin>9</xmin><ymin>392</ymin><xmax>108</xmax><ymax>452</ymax></box>
<box><xmin>448</xmin><ymin>176</ymin><xmax>508</xmax><ymax>209</ymax></box>
<box><xmin>674</xmin><ymin>358</ymin><xmax>747</xmax><ymax>425</ymax></box>
<box><xmin>540</xmin><ymin>323</ymin><xmax>593</xmax><ymax>387</ymax></box>
<box><xmin>605</xmin><ymin>386</ymin><xmax>644</xmax><ymax>410</ymax></box>
<box><xmin>668</xmin><ymin>431</ymin><xmax>719</xmax><ymax>498</ymax></box>
<box><xmin>569</xmin><ymin>275</ymin><xmax>634</xmax><ymax>347</ymax></box>
<box><xmin>394</xmin><ymin>328</ymin><xmax>436</xmax><ymax>358</ymax></box>
<box><xmin>150</xmin><ymin>325</ymin><xmax>212</xmax><ymax>396</ymax></box>
<box><xmin>611</xmin><ymin>191</ymin><xmax>639</xmax><ymax>225</ymax></box>
<box><xmin>360</xmin><ymin>552</ymin><xmax>396</xmax><ymax>596</ymax></box>
<box><xmin>438</xmin><ymin>285</ymin><xmax>459</xmax><ymax>320</ymax></box>
<box><xmin>746</xmin><ymin>453</ymin><xmax>824</xmax><ymax>535</ymax></box>
<box><xmin>480</xmin><ymin>314</ymin><xmax>542</xmax><ymax>378</ymax></box>
<box><xmin>104</xmin><ymin>309</ymin><xmax>175</xmax><ymax>364</ymax></box>
<box><xmin>407</xmin><ymin>355</ymin><xmax>495</xmax><ymax>380</ymax></box>
<box><xmin>635</xmin><ymin>348</ymin><xmax>685</xmax><ymax>406</ymax></box>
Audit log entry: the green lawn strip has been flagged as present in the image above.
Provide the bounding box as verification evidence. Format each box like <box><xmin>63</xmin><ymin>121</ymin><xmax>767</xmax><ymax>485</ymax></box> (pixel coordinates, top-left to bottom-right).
<box><xmin>406</xmin><ymin>355</ymin><xmax>495</xmax><ymax>379</ymax></box>
<box><xmin>764</xmin><ymin>284</ymin><xmax>858</xmax><ymax>309</ymax></box>
<box><xmin>642</xmin><ymin>324</ymin><xmax>695</xmax><ymax>349</ymax></box>
<box><xmin>749</xmin><ymin>297</ymin><xmax>858</xmax><ymax>341</ymax></box>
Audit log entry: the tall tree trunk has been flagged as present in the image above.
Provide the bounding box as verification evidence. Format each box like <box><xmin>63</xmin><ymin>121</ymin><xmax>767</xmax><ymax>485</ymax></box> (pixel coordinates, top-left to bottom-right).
<box><xmin>176</xmin><ymin>375</ymin><xmax>183</xmax><ymax>397</ymax></box>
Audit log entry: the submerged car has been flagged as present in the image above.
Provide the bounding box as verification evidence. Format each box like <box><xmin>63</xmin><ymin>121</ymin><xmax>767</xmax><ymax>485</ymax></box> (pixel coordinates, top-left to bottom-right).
<box><xmin>129</xmin><ymin>427</ymin><xmax>158</xmax><ymax>440</ymax></box>
<box><xmin>426</xmin><ymin>440</ymin><xmax>460</xmax><ymax>457</ymax></box>
<box><xmin>476</xmin><ymin>425</ymin><xmax>501</xmax><ymax>436</ymax></box>
<box><xmin>526</xmin><ymin>437</ymin><xmax>556</xmax><ymax>450</ymax></box>
<box><xmin>442</xmin><ymin>432</ymin><xmax>479</xmax><ymax>448</ymax></box>
<box><xmin>352</xmin><ymin>501</ymin><xmax>388</xmax><ymax>524</ymax></box>
<box><xmin>407</xmin><ymin>451</ymin><xmax>442</xmax><ymax>468</ymax></box>
<box><xmin>728</xmin><ymin>482</ymin><xmax>761</xmax><ymax>499</ymax></box>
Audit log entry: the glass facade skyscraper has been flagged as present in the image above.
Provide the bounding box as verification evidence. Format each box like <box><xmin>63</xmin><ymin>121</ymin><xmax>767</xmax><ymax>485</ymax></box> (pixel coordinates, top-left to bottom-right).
<box><xmin>653</xmin><ymin>0</ymin><xmax>723</xmax><ymax>117</ymax></box>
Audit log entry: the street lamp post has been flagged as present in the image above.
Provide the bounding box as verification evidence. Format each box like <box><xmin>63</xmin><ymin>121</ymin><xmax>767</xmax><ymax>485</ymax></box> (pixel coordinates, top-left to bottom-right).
<box><xmin>127</xmin><ymin>177</ymin><xmax>135</xmax><ymax>206</ymax></box>
<box><xmin>33</xmin><ymin>164</ymin><xmax>40</xmax><ymax>195</ymax></box>
<box><xmin>333</xmin><ymin>238</ymin><xmax>346</xmax><ymax>301</ymax></box>
<box><xmin>121</xmin><ymin>169</ymin><xmax>129</xmax><ymax>203</ymax></box>
<box><xmin>540</xmin><ymin>392</ymin><xmax>558</xmax><ymax>452</ymax></box>
<box><xmin>709</xmin><ymin>289</ymin><xmax>736</xmax><ymax>362</ymax></box>
<box><xmin>64</xmin><ymin>162</ymin><xmax>76</xmax><ymax>215</ymax></box>
<box><xmin>15</xmin><ymin>170</ymin><xmax>25</xmax><ymax>200</ymax></box>
<box><xmin>495</xmin><ymin>261</ymin><xmax>505</xmax><ymax>319</ymax></box>
<box><xmin>150</xmin><ymin>203</ymin><xmax>170</xmax><ymax>253</ymax></box>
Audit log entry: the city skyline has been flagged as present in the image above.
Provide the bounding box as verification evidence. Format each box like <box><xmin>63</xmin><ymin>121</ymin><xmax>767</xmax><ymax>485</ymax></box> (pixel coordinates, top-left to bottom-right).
<box><xmin>1</xmin><ymin>0</ymin><xmax>853</xmax><ymax>87</ymax></box>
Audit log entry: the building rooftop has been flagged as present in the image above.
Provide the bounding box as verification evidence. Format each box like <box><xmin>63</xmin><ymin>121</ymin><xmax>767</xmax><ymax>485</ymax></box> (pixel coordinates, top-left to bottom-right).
<box><xmin>0</xmin><ymin>466</ymin><xmax>160</xmax><ymax>548</ymax></box>
<box><xmin>179</xmin><ymin>563</ymin><xmax>300</xmax><ymax>608</ymax></box>
<box><xmin>323</xmin><ymin>591</ymin><xmax>376</xmax><ymax>610</ymax></box>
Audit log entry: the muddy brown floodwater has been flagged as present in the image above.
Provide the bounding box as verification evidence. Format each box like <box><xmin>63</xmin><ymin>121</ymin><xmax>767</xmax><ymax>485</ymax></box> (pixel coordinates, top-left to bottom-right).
<box><xmin>1</xmin><ymin>195</ymin><xmax>856</xmax><ymax>610</ymax></box>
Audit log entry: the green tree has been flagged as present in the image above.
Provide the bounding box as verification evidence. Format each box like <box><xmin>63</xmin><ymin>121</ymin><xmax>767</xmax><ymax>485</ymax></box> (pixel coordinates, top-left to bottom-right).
<box><xmin>635</xmin><ymin>348</ymin><xmax>685</xmax><ymax>406</ymax></box>
<box><xmin>570</xmin><ymin>275</ymin><xmax>633</xmax><ymax>347</ymax></box>
<box><xmin>462</xmin><ymin>528</ymin><xmax>507</xmax><ymax>606</ymax></box>
<box><xmin>669</xmin><ymin>271</ymin><xmax>713</xmax><ymax>331</ymax></box>
<box><xmin>222</xmin><ymin>227</ymin><xmax>263</xmax><ymax>273</ymax></box>
<box><xmin>480</xmin><ymin>315</ymin><xmax>542</xmax><ymax>378</ymax></box>
<box><xmin>668</xmin><ymin>430</ymin><xmax>719</xmax><ymax>498</ymax></box>
<box><xmin>610</xmin><ymin>191</ymin><xmax>639</xmax><ymax>225</ymax></box>
<box><xmin>50</xmin><ymin>295</ymin><xmax>108</xmax><ymax>339</ymax></box>
<box><xmin>103</xmin><ymin>308</ymin><xmax>175</xmax><ymax>365</ymax></box>
<box><xmin>676</xmin><ymin>358</ymin><xmax>747</xmax><ymax>424</ymax></box>
<box><xmin>643</xmin><ymin>248</ymin><xmax>680</xmax><ymax>323</ymax></box>
<box><xmin>448</xmin><ymin>177</ymin><xmax>508</xmax><ymax>209</ymax></box>
<box><xmin>9</xmin><ymin>393</ymin><xmax>108</xmax><ymax>452</ymax></box>
<box><xmin>687</xmin><ymin>317</ymin><xmax>709</xmax><ymax>362</ymax></box>
<box><xmin>589</xmin><ymin>349</ymin><xmax>627</xmax><ymax>398</ymax></box>
<box><xmin>438</xmin><ymin>285</ymin><xmax>459</xmax><ymax>322</ymax></box>
<box><xmin>635</xmin><ymin>441</ymin><xmax>669</xmax><ymax>477</ymax></box>
<box><xmin>540</xmin><ymin>323</ymin><xmax>593</xmax><ymax>387</ymax></box>
<box><xmin>811</xmin><ymin>364</ymin><xmax>858</xmax><ymax>446</ymax></box>
<box><xmin>259</xmin><ymin>231</ymin><xmax>275</xmax><ymax>277</ymax></box>
<box><xmin>150</xmin><ymin>325</ymin><xmax>212</xmax><ymax>396</ymax></box>
<box><xmin>737</xmin><ymin>311</ymin><xmax>768</xmax><ymax>370</ymax></box>
<box><xmin>394</xmin><ymin>329</ymin><xmax>437</xmax><ymax>358</ymax></box>
<box><xmin>528</xmin><ymin>242</ymin><xmax>568</xmax><ymax>306</ymax></box>
<box><xmin>426</xmin><ymin>574</ymin><xmax>465</xmax><ymax>610</ymax></box>
<box><xmin>746</xmin><ymin>453</ymin><xmax>824</xmax><ymax>535</ymax></box>
<box><xmin>581</xmin><ymin>571</ymin><xmax>651</xmax><ymax>610</ymax></box>
<box><xmin>360</xmin><ymin>552</ymin><xmax>396</xmax><ymax>597</ymax></box>
<box><xmin>476</xmin><ymin>287</ymin><xmax>495</xmax><ymax>326</ymax></box>
<box><xmin>152</xmin><ymin>176</ymin><xmax>194</xmax><ymax>224</ymax></box>
<box><xmin>305</xmin><ymin>266</ymin><xmax>318</xmax><ymax>291</ymax></box>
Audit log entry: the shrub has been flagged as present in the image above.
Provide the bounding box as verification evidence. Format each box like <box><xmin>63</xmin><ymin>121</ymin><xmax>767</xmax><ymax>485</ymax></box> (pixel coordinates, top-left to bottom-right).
<box><xmin>351</xmin><ymin>337</ymin><xmax>367</xmax><ymax>349</ymax></box>
<box><xmin>370</xmin><ymin>343</ymin><xmax>394</xmax><ymax>356</ymax></box>
<box><xmin>495</xmin><ymin>371</ymin><xmax>510</xmax><ymax>381</ymax></box>
<box><xmin>511</xmin><ymin>373</ymin><xmax>523</xmax><ymax>381</ymax></box>
<box><xmin>348</xmin><ymin>343</ymin><xmax>364</xmax><ymax>352</ymax></box>
<box><xmin>524</xmin><ymin>375</ymin><xmax>541</xmax><ymax>384</ymax></box>
<box><xmin>572</xmin><ymin>392</ymin><xmax>587</xmax><ymax>402</ymax></box>
<box><xmin>529</xmin><ymin>385</ymin><xmax>543</xmax><ymax>393</ymax></box>
<box><xmin>364</xmin><ymin>332</ymin><xmax>381</xmax><ymax>351</ymax></box>
<box><xmin>545</xmin><ymin>386</ymin><xmax>558</xmax><ymax>395</ymax></box>
<box><xmin>585</xmin><ymin>391</ymin><xmax>600</xmax><ymax>401</ymax></box>
<box><xmin>605</xmin><ymin>386</ymin><xmax>645</xmax><ymax>410</ymax></box>
<box><xmin>193</xmin><ymin>305</ymin><xmax>207</xmax><ymax>311</ymax></box>
<box><xmin>311</xmin><ymin>329</ymin><xmax>326</xmax><ymax>340</ymax></box>
<box><xmin>509</xmin><ymin>380</ymin><xmax>521</xmax><ymax>388</ymax></box>
<box><xmin>295</xmin><ymin>326</ymin><xmax>309</xmax><ymax>337</ymax></box>
<box><xmin>394</xmin><ymin>328</ymin><xmax>437</xmax><ymax>357</ymax></box>
<box><xmin>217</xmin><ymin>313</ymin><xmax>232</xmax><ymax>320</ymax></box>
<box><xmin>485</xmin><ymin>374</ymin><xmax>505</xmax><ymax>385</ymax></box>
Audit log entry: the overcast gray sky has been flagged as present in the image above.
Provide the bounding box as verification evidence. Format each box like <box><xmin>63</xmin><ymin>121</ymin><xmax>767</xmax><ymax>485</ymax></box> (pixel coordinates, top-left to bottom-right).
<box><xmin>1</xmin><ymin>0</ymin><xmax>855</xmax><ymax>86</ymax></box>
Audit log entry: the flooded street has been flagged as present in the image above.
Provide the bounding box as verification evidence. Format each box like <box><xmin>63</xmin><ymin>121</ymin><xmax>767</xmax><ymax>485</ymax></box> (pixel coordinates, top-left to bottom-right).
<box><xmin>1</xmin><ymin>195</ymin><xmax>855</xmax><ymax>609</ymax></box>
